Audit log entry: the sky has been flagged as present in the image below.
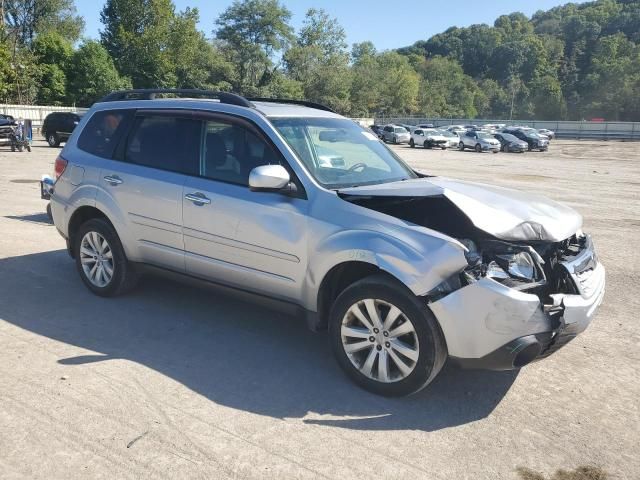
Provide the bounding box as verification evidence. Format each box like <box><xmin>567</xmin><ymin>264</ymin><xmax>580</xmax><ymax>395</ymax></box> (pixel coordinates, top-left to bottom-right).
<box><xmin>76</xmin><ymin>0</ymin><xmax>581</xmax><ymax>51</ymax></box>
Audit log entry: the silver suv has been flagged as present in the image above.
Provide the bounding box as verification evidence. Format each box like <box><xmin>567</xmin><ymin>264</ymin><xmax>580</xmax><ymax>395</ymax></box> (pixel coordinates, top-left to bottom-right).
<box><xmin>48</xmin><ymin>89</ymin><xmax>605</xmax><ymax>397</ymax></box>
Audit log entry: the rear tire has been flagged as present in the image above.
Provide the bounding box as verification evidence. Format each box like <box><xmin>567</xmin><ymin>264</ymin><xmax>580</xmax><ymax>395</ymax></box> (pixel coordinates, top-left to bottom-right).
<box><xmin>409</xmin><ymin>139</ymin><xmax>415</xmax><ymax>148</ymax></box>
<box><xmin>329</xmin><ymin>274</ymin><xmax>447</xmax><ymax>397</ymax></box>
<box><xmin>47</xmin><ymin>133</ymin><xmax>60</xmax><ymax>147</ymax></box>
<box><xmin>458</xmin><ymin>142</ymin><xmax>465</xmax><ymax>151</ymax></box>
<box><xmin>74</xmin><ymin>218</ymin><xmax>138</xmax><ymax>297</ymax></box>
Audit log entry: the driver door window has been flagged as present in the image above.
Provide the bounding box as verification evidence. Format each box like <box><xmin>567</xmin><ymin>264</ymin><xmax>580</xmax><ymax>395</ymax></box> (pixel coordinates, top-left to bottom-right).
<box><xmin>202</xmin><ymin>120</ymin><xmax>281</xmax><ymax>186</ymax></box>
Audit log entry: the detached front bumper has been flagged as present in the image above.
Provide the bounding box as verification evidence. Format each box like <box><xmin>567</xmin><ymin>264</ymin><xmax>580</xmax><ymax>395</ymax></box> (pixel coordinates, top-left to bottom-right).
<box><xmin>430</xmin><ymin>236</ymin><xmax>605</xmax><ymax>370</ymax></box>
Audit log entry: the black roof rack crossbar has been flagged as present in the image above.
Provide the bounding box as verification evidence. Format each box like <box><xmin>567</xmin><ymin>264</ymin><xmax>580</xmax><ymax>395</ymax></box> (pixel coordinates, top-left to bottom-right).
<box><xmin>248</xmin><ymin>97</ymin><xmax>336</xmax><ymax>113</ymax></box>
<box><xmin>98</xmin><ymin>89</ymin><xmax>254</xmax><ymax>108</ymax></box>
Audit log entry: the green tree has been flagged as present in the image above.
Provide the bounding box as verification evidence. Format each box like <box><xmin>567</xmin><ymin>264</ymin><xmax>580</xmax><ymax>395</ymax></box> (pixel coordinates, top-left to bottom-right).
<box><xmin>66</xmin><ymin>40</ymin><xmax>131</xmax><ymax>107</ymax></box>
<box><xmin>415</xmin><ymin>56</ymin><xmax>479</xmax><ymax>118</ymax></box>
<box><xmin>284</xmin><ymin>8</ymin><xmax>351</xmax><ymax>111</ymax></box>
<box><xmin>168</xmin><ymin>8</ymin><xmax>234</xmax><ymax>90</ymax></box>
<box><xmin>376</xmin><ymin>51</ymin><xmax>419</xmax><ymax>115</ymax></box>
<box><xmin>215</xmin><ymin>0</ymin><xmax>294</xmax><ymax>95</ymax></box>
<box><xmin>350</xmin><ymin>42</ymin><xmax>380</xmax><ymax>116</ymax></box>
<box><xmin>2</xmin><ymin>0</ymin><xmax>83</xmax><ymax>45</ymax></box>
<box><xmin>33</xmin><ymin>32</ymin><xmax>73</xmax><ymax>104</ymax></box>
<box><xmin>100</xmin><ymin>0</ymin><xmax>176</xmax><ymax>88</ymax></box>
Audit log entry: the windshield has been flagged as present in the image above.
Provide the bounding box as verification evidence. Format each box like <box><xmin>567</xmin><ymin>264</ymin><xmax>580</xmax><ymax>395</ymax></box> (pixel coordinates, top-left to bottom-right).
<box><xmin>394</xmin><ymin>127</ymin><xmax>407</xmax><ymax>133</ymax></box>
<box><xmin>271</xmin><ymin>117</ymin><xmax>418</xmax><ymax>189</ymax></box>
<box><xmin>477</xmin><ymin>132</ymin><xmax>493</xmax><ymax>140</ymax></box>
<box><xmin>501</xmin><ymin>133</ymin><xmax>519</xmax><ymax>142</ymax></box>
<box><xmin>519</xmin><ymin>128</ymin><xmax>539</xmax><ymax>138</ymax></box>
<box><xmin>438</xmin><ymin>129</ymin><xmax>456</xmax><ymax>137</ymax></box>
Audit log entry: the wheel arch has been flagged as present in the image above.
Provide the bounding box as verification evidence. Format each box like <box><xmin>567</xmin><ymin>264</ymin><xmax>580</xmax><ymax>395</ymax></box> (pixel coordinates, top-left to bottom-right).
<box><xmin>67</xmin><ymin>206</ymin><xmax>116</xmax><ymax>258</ymax></box>
<box><xmin>304</xmin><ymin>228</ymin><xmax>468</xmax><ymax>326</ymax></box>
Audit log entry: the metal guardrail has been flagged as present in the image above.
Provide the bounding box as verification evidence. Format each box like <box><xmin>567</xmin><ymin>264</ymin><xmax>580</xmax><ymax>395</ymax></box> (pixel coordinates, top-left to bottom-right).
<box><xmin>375</xmin><ymin>117</ymin><xmax>640</xmax><ymax>140</ymax></box>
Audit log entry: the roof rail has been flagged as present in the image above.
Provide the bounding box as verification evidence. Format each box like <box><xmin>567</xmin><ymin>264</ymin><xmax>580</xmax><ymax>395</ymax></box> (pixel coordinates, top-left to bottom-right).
<box><xmin>248</xmin><ymin>97</ymin><xmax>336</xmax><ymax>113</ymax></box>
<box><xmin>98</xmin><ymin>89</ymin><xmax>254</xmax><ymax>108</ymax></box>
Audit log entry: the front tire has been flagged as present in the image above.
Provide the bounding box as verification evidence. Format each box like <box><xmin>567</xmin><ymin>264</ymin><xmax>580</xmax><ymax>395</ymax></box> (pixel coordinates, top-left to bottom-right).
<box><xmin>409</xmin><ymin>139</ymin><xmax>415</xmax><ymax>148</ymax></box>
<box><xmin>329</xmin><ymin>274</ymin><xmax>447</xmax><ymax>397</ymax></box>
<box><xmin>74</xmin><ymin>218</ymin><xmax>138</xmax><ymax>297</ymax></box>
<box><xmin>458</xmin><ymin>142</ymin><xmax>465</xmax><ymax>151</ymax></box>
<box><xmin>475</xmin><ymin>144</ymin><xmax>482</xmax><ymax>153</ymax></box>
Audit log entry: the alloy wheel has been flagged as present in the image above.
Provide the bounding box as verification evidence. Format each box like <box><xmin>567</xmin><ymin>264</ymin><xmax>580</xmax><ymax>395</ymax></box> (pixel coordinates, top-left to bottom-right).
<box><xmin>80</xmin><ymin>231</ymin><xmax>114</xmax><ymax>288</ymax></box>
<box><xmin>340</xmin><ymin>299</ymin><xmax>419</xmax><ymax>383</ymax></box>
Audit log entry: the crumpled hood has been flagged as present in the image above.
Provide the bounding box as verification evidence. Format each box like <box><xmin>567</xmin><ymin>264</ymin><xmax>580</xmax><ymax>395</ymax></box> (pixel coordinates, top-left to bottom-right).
<box><xmin>339</xmin><ymin>177</ymin><xmax>582</xmax><ymax>242</ymax></box>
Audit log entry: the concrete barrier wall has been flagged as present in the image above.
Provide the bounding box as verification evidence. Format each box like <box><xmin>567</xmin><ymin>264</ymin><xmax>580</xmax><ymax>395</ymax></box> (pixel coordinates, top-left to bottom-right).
<box><xmin>376</xmin><ymin>117</ymin><xmax>640</xmax><ymax>140</ymax></box>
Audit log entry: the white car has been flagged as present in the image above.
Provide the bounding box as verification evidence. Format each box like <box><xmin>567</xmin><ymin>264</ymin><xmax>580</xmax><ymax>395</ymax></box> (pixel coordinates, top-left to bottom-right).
<box><xmin>410</xmin><ymin>128</ymin><xmax>448</xmax><ymax>149</ymax></box>
<box><xmin>437</xmin><ymin>129</ymin><xmax>461</xmax><ymax>148</ymax></box>
<box><xmin>445</xmin><ymin>125</ymin><xmax>466</xmax><ymax>135</ymax></box>
<box><xmin>458</xmin><ymin>130</ymin><xmax>500</xmax><ymax>153</ymax></box>
<box><xmin>537</xmin><ymin>128</ymin><xmax>555</xmax><ymax>140</ymax></box>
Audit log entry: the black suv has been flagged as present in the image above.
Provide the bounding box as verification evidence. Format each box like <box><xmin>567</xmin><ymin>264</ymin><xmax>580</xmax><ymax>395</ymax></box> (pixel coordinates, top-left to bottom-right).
<box><xmin>0</xmin><ymin>117</ymin><xmax>15</xmax><ymax>145</ymax></box>
<box><xmin>503</xmin><ymin>128</ymin><xmax>549</xmax><ymax>152</ymax></box>
<box><xmin>42</xmin><ymin>112</ymin><xmax>83</xmax><ymax>147</ymax></box>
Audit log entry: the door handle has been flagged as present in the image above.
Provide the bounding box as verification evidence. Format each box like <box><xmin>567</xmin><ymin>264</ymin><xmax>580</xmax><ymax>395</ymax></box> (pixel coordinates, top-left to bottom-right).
<box><xmin>185</xmin><ymin>192</ymin><xmax>211</xmax><ymax>205</ymax></box>
<box><xmin>104</xmin><ymin>175</ymin><xmax>123</xmax><ymax>186</ymax></box>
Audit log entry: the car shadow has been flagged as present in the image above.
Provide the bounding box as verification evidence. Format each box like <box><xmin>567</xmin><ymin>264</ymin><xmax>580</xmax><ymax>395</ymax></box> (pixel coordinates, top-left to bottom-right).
<box><xmin>0</xmin><ymin>250</ymin><xmax>518</xmax><ymax>432</ymax></box>
<box><xmin>5</xmin><ymin>213</ymin><xmax>52</xmax><ymax>225</ymax></box>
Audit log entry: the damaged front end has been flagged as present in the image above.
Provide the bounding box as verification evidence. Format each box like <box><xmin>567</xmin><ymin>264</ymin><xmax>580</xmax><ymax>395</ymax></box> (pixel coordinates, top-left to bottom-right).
<box><xmin>339</xmin><ymin>183</ymin><xmax>605</xmax><ymax>370</ymax></box>
<box><xmin>429</xmin><ymin>233</ymin><xmax>605</xmax><ymax>370</ymax></box>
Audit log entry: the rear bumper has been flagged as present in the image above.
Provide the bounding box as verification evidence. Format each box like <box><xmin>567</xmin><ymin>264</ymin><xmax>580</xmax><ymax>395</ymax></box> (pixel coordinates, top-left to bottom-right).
<box><xmin>431</xmin><ymin>237</ymin><xmax>605</xmax><ymax>370</ymax></box>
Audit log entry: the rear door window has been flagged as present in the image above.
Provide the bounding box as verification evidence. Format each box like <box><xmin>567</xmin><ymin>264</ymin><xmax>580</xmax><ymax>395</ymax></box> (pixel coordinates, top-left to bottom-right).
<box><xmin>124</xmin><ymin>115</ymin><xmax>201</xmax><ymax>176</ymax></box>
<box><xmin>77</xmin><ymin>110</ymin><xmax>131</xmax><ymax>159</ymax></box>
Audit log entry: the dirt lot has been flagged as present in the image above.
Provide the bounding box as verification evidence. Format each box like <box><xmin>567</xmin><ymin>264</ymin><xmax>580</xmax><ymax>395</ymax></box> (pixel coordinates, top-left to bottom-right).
<box><xmin>0</xmin><ymin>140</ymin><xmax>638</xmax><ymax>479</ymax></box>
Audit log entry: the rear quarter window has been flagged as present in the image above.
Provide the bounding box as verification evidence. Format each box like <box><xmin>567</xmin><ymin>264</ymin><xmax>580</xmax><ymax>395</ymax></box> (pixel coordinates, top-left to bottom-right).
<box><xmin>77</xmin><ymin>110</ymin><xmax>131</xmax><ymax>159</ymax></box>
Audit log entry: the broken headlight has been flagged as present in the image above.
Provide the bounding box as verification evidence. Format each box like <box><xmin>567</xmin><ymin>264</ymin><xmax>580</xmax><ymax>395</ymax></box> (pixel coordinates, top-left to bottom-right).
<box><xmin>486</xmin><ymin>251</ymin><xmax>544</xmax><ymax>288</ymax></box>
<box><xmin>461</xmin><ymin>239</ymin><xmax>547</xmax><ymax>291</ymax></box>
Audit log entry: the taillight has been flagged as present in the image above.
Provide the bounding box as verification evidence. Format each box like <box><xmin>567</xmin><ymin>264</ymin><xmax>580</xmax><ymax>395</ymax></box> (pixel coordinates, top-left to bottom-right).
<box><xmin>54</xmin><ymin>156</ymin><xmax>68</xmax><ymax>180</ymax></box>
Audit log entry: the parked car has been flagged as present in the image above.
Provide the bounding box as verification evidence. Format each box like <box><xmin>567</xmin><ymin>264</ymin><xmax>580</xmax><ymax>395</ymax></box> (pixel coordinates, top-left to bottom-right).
<box><xmin>537</xmin><ymin>128</ymin><xmax>555</xmax><ymax>140</ymax></box>
<box><xmin>494</xmin><ymin>132</ymin><xmax>528</xmax><ymax>153</ymax></box>
<box><xmin>0</xmin><ymin>118</ymin><xmax>15</xmax><ymax>145</ymax></box>
<box><xmin>503</xmin><ymin>128</ymin><xmax>549</xmax><ymax>151</ymax></box>
<box><xmin>445</xmin><ymin>125</ymin><xmax>466</xmax><ymax>136</ymax></box>
<box><xmin>369</xmin><ymin>125</ymin><xmax>384</xmax><ymax>138</ymax></box>
<box><xmin>410</xmin><ymin>128</ymin><xmax>448</xmax><ymax>149</ymax></box>
<box><xmin>415</xmin><ymin>123</ymin><xmax>435</xmax><ymax>129</ymax></box>
<box><xmin>437</xmin><ymin>129</ymin><xmax>461</xmax><ymax>149</ymax></box>
<box><xmin>458</xmin><ymin>130</ymin><xmax>500</xmax><ymax>153</ymax></box>
<box><xmin>483</xmin><ymin>123</ymin><xmax>505</xmax><ymax>132</ymax></box>
<box><xmin>42</xmin><ymin>111</ymin><xmax>83</xmax><ymax>147</ymax></box>
<box><xmin>0</xmin><ymin>113</ymin><xmax>14</xmax><ymax>122</ymax></box>
<box><xmin>381</xmin><ymin>125</ymin><xmax>410</xmax><ymax>144</ymax></box>
<box><xmin>46</xmin><ymin>89</ymin><xmax>605</xmax><ymax>397</ymax></box>
<box><xmin>399</xmin><ymin>124</ymin><xmax>415</xmax><ymax>133</ymax></box>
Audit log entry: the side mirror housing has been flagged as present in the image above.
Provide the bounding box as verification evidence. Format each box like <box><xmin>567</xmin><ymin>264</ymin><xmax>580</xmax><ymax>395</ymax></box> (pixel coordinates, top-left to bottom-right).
<box><xmin>249</xmin><ymin>165</ymin><xmax>292</xmax><ymax>192</ymax></box>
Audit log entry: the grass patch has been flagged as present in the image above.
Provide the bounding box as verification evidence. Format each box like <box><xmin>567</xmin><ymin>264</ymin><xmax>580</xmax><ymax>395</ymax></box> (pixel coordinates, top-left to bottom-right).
<box><xmin>517</xmin><ymin>466</ymin><xmax>608</xmax><ymax>480</ymax></box>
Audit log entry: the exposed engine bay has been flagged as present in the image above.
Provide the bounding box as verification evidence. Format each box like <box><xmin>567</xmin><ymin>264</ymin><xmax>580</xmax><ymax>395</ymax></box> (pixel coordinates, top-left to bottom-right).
<box><xmin>340</xmin><ymin>194</ymin><xmax>590</xmax><ymax>304</ymax></box>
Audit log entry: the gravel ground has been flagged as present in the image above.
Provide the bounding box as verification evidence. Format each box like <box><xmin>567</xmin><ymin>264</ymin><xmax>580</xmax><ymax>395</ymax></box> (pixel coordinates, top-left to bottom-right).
<box><xmin>0</xmin><ymin>140</ymin><xmax>638</xmax><ymax>479</ymax></box>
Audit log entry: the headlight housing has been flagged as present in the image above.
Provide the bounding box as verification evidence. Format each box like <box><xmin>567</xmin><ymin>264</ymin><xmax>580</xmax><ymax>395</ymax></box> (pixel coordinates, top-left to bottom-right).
<box><xmin>462</xmin><ymin>239</ymin><xmax>547</xmax><ymax>291</ymax></box>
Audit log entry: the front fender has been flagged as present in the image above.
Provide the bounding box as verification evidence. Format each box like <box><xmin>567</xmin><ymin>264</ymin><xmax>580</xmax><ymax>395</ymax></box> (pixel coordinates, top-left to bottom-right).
<box><xmin>302</xmin><ymin>229</ymin><xmax>468</xmax><ymax>311</ymax></box>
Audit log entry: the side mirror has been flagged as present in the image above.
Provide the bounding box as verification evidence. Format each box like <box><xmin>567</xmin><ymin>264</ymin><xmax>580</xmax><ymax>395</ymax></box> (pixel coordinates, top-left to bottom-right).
<box><xmin>249</xmin><ymin>165</ymin><xmax>292</xmax><ymax>192</ymax></box>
